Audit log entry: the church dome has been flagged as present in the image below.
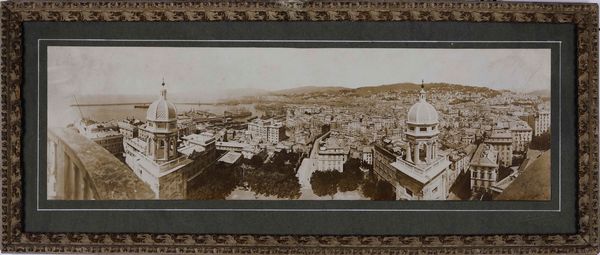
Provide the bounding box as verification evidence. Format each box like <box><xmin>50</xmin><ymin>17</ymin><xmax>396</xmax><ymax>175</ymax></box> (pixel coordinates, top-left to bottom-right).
<box><xmin>146</xmin><ymin>81</ymin><xmax>177</xmax><ymax>122</ymax></box>
<box><xmin>406</xmin><ymin>85</ymin><xmax>439</xmax><ymax>125</ymax></box>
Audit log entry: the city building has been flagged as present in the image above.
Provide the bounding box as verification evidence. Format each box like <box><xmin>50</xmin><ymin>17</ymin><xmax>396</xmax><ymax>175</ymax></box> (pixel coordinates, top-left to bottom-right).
<box><xmin>316</xmin><ymin>137</ymin><xmax>349</xmax><ymax>172</ymax></box>
<box><xmin>469</xmin><ymin>143</ymin><xmax>499</xmax><ymax>192</ymax></box>
<box><xmin>177</xmin><ymin>116</ymin><xmax>196</xmax><ymax>139</ymax></box>
<box><xmin>218</xmin><ymin>151</ymin><xmax>243</xmax><ymax>165</ymax></box>
<box><xmin>484</xmin><ymin>129</ymin><xmax>513</xmax><ymax>167</ymax></box>
<box><xmin>461</xmin><ymin>129</ymin><xmax>477</xmax><ymax>145</ymax></box>
<box><xmin>215</xmin><ymin>140</ymin><xmax>263</xmax><ymax>159</ymax></box>
<box><xmin>448</xmin><ymin>147</ymin><xmax>474</xmax><ymax>185</ymax></box>
<box><xmin>373</xmin><ymin>142</ymin><xmax>402</xmax><ymax>185</ymax></box>
<box><xmin>76</xmin><ymin>119</ymin><xmax>124</xmax><ymax>161</ymax></box>
<box><xmin>520</xmin><ymin>110</ymin><xmax>551</xmax><ymax>136</ymax></box>
<box><xmin>123</xmin><ymin>82</ymin><xmax>211</xmax><ymax>199</ymax></box>
<box><xmin>216</xmin><ymin>141</ymin><xmax>248</xmax><ymax>152</ymax></box>
<box><xmin>247</xmin><ymin>118</ymin><xmax>286</xmax><ymax>144</ymax></box>
<box><xmin>117</xmin><ymin>118</ymin><xmax>143</xmax><ymax>140</ymax></box>
<box><xmin>178</xmin><ymin>132</ymin><xmax>218</xmax><ymax>181</ymax></box>
<box><xmin>362</xmin><ymin>146</ymin><xmax>373</xmax><ymax>165</ymax></box>
<box><xmin>374</xmin><ymin>84</ymin><xmax>451</xmax><ymax>200</ymax></box>
<box><xmin>510</xmin><ymin>120</ymin><xmax>533</xmax><ymax>153</ymax></box>
<box><xmin>536</xmin><ymin>110</ymin><xmax>551</xmax><ymax>135</ymax></box>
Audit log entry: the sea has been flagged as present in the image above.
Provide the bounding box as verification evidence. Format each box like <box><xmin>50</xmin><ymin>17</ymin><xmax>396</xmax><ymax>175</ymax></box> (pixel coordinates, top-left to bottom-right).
<box><xmin>62</xmin><ymin>103</ymin><xmax>262</xmax><ymax>127</ymax></box>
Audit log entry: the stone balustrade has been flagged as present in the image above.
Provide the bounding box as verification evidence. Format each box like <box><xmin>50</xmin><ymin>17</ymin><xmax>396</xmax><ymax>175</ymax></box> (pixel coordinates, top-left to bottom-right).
<box><xmin>47</xmin><ymin>127</ymin><xmax>155</xmax><ymax>200</ymax></box>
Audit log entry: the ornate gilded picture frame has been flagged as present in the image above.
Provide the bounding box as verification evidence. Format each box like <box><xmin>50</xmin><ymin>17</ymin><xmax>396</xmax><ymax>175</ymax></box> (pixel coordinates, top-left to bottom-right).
<box><xmin>1</xmin><ymin>0</ymin><xmax>598</xmax><ymax>253</ymax></box>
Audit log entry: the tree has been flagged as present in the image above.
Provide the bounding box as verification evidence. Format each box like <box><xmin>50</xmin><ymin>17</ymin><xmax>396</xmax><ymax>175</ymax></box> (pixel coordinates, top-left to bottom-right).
<box><xmin>187</xmin><ymin>163</ymin><xmax>239</xmax><ymax>200</ymax></box>
<box><xmin>373</xmin><ymin>180</ymin><xmax>396</xmax><ymax>200</ymax></box>
<box><xmin>310</xmin><ymin>171</ymin><xmax>342</xmax><ymax>197</ymax></box>
<box><xmin>245</xmin><ymin>168</ymin><xmax>301</xmax><ymax>199</ymax></box>
<box><xmin>243</xmin><ymin>151</ymin><xmax>302</xmax><ymax>199</ymax></box>
<box><xmin>529</xmin><ymin>132</ymin><xmax>551</xmax><ymax>151</ymax></box>
<box><xmin>360</xmin><ymin>172</ymin><xmax>395</xmax><ymax>200</ymax></box>
<box><xmin>338</xmin><ymin>158</ymin><xmax>364</xmax><ymax>192</ymax></box>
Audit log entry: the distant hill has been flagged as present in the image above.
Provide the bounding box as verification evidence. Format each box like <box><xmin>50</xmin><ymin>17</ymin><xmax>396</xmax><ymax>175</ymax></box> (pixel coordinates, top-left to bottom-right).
<box><xmin>527</xmin><ymin>89</ymin><xmax>551</xmax><ymax>98</ymax></box>
<box><xmin>352</xmin><ymin>82</ymin><xmax>498</xmax><ymax>95</ymax></box>
<box><xmin>72</xmin><ymin>82</ymin><xmax>502</xmax><ymax>105</ymax></box>
<box><xmin>271</xmin><ymin>86</ymin><xmax>351</xmax><ymax>95</ymax></box>
<box><xmin>271</xmin><ymin>82</ymin><xmax>500</xmax><ymax>97</ymax></box>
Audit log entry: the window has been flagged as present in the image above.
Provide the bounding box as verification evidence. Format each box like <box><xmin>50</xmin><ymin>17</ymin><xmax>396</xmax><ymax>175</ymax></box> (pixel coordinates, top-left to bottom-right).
<box><xmin>420</xmin><ymin>127</ymin><xmax>427</xmax><ymax>132</ymax></box>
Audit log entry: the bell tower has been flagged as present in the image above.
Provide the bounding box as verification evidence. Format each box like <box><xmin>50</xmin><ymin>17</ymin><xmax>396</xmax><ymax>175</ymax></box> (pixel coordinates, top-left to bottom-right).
<box><xmin>145</xmin><ymin>79</ymin><xmax>179</xmax><ymax>162</ymax></box>
<box><xmin>404</xmin><ymin>81</ymin><xmax>440</xmax><ymax>166</ymax></box>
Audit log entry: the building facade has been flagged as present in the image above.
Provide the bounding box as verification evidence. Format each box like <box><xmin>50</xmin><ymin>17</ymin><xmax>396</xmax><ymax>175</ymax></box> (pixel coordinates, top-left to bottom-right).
<box><xmin>76</xmin><ymin>119</ymin><xmax>124</xmax><ymax>161</ymax></box>
<box><xmin>510</xmin><ymin>120</ymin><xmax>533</xmax><ymax>153</ymax></box>
<box><xmin>316</xmin><ymin>138</ymin><xmax>349</xmax><ymax>172</ymax></box>
<box><xmin>485</xmin><ymin>129</ymin><xmax>513</xmax><ymax>167</ymax></box>
<box><xmin>178</xmin><ymin>133</ymin><xmax>218</xmax><ymax>182</ymax></box>
<box><xmin>373</xmin><ymin>84</ymin><xmax>451</xmax><ymax>200</ymax></box>
<box><xmin>123</xmin><ymin>82</ymin><xmax>211</xmax><ymax>199</ymax></box>
<box><xmin>535</xmin><ymin>110</ymin><xmax>551</xmax><ymax>136</ymax></box>
<box><xmin>248</xmin><ymin>118</ymin><xmax>286</xmax><ymax>144</ymax></box>
<box><xmin>362</xmin><ymin>146</ymin><xmax>373</xmax><ymax>165</ymax></box>
<box><xmin>469</xmin><ymin>143</ymin><xmax>499</xmax><ymax>192</ymax></box>
<box><xmin>520</xmin><ymin>110</ymin><xmax>551</xmax><ymax>137</ymax></box>
<box><xmin>117</xmin><ymin>119</ymin><xmax>143</xmax><ymax>140</ymax></box>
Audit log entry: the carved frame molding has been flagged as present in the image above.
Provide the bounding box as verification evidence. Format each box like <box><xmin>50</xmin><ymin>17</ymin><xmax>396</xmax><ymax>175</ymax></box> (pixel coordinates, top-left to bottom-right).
<box><xmin>1</xmin><ymin>1</ymin><xmax>598</xmax><ymax>253</ymax></box>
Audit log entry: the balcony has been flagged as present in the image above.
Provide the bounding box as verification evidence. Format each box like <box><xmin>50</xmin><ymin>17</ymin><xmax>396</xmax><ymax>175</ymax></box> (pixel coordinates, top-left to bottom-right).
<box><xmin>48</xmin><ymin>127</ymin><xmax>155</xmax><ymax>200</ymax></box>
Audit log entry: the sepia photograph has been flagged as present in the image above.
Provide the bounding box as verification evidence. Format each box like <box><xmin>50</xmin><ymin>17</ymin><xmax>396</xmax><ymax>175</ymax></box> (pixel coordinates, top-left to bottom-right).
<box><xmin>46</xmin><ymin>46</ymin><xmax>552</xmax><ymax>201</ymax></box>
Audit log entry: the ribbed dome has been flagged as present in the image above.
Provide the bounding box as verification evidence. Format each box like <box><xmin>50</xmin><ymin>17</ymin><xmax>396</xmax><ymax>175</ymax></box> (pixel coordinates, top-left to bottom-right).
<box><xmin>407</xmin><ymin>100</ymin><xmax>438</xmax><ymax>125</ymax></box>
<box><xmin>146</xmin><ymin>85</ymin><xmax>177</xmax><ymax>122</ymax></box>
<box><xmin>407</xmin><ymin>87</ymin><xmax>438</xmax><ymax>125</ymax></box>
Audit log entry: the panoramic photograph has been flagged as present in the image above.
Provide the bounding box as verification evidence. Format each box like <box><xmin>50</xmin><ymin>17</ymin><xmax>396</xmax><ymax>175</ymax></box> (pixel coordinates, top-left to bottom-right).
<box><xmin>46</xmin><ymin>46</ymin><xmax>551</xmax><ymax>201</ymax></box>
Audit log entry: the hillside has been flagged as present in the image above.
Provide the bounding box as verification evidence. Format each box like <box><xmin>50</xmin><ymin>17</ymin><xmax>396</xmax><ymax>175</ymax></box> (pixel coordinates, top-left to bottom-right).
<box><xmin>527</xmin><ymin>89</ymin><xmax>551</xmax><ymax>98</ymax></box>
<box><xmin>271</xmin><ymin>86</ymin><xmax>351</xmax><ymax>95</ymax></box>
<box><xmin>270</xmin><ymin>82</ymin><xmax>502</xmax><ymax>98</ymax></box>
<box><xmin>72</xmin><ymin>82</ymin><xmax>505</xmax><ymax>105</ymax></box>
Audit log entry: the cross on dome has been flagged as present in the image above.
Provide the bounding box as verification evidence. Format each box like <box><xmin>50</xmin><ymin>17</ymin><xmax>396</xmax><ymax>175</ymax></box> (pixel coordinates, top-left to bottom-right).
<box><xmin>147</xmin><ymin>78</ymin><xmax>177</xmax><ymax>122</ymax></box>
<box><xmin>407</xmin><ymin>79</ymin><xmax>438</xmax><ymax>125</ymax></box>
<box><xmin>419</xmin><ymin>79</ymin><xmax>426</xmax><ymax>101</ymax></box>
<box><xmin>160</xmin><ymin>78</ymin><xmax>167</xmax><ymax>99</ymax></box>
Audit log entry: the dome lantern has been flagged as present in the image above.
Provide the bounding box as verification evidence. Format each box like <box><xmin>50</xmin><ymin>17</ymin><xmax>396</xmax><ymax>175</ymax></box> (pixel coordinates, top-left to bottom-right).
<box><xmin>419</xmin><ymin>79</ymin><xmax>426</xmax><ymax>101</ymax></box>
<box><xmin>146</xmin><ymin>79</ymin><xmax>177</xmax><ymax>122</ymax></box>
<box><xmin>160</xmin><ymin>77</ymin><xmax>167</xmax><ymax>100</ymax></box>
<box><xmin>407</xmin><ymin>81</ymin><xmax>438</xmax><ymax>125</ymax></box>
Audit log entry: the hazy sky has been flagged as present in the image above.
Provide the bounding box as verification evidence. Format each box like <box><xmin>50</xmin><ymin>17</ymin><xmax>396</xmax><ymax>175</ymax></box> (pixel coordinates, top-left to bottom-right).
<box><xmin>48</xmin><ymin>46</ymin><xmax>551</xmax><ymax>100</ymax></box>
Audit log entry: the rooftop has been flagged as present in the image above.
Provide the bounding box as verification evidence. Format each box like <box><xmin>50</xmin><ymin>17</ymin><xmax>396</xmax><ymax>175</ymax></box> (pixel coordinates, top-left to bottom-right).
<box><xmin>216</xmin><ymin>141</ymin><xmax>248</xmax><ymax>148</ymax></box>
<box><xmin>218</xmin><ymin>151</ymin><xmax>243</xmax><ymax>164</ymax></box>
<box><xmin>391</xmin><ymin>156</ymin><xmax>450</xmax><ymax>184</ymax></box>
<box><xmin>510</xmin><ymin>120</ymin><xmax>532</xmax><ymax>131</ymax></box>
<box><xmin>486</xmin><ymin>129</ymin><xmax>513</xmax><ymax>140</ymax></box>
<box><xmin>182</xmin><ymin>132</ymin><xmax>216</xmax><ymax>145</ymax></box>
<box><xmin>470</xmin><ymin>143</ymin><xmax>498</xmax><ymax>168</ymax></box>
<box><xmin>178</xmin><ymin>143</ymin><xmax>206</xmax><ymax>156</ymax></box>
